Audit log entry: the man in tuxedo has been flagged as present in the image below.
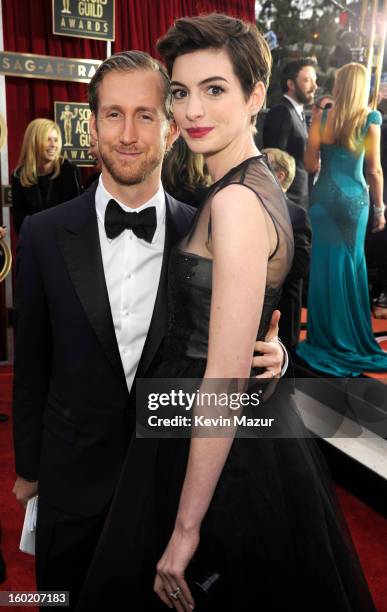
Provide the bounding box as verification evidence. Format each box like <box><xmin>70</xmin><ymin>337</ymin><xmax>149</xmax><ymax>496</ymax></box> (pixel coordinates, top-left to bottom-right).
<box><xmin>263</xmin><ymin>58</ymin><xmax>317</xmax><ymax>209</ymax></box>
<box><xmin>12</xmin><ymin>51</ymin><xmax>286</xmax><ymax>609</ymax></box>
<box><xmin>263</xmin><ymin>148</ymin><xmax>312</xmax><ymax>352</ymax></box>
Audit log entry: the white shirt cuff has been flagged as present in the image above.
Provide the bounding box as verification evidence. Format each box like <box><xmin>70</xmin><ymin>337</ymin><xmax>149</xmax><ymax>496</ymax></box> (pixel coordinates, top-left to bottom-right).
<box><xmin>278</xmin><ymin>338</ymin><xmax>289</xmax><ymax>377</ymax></box>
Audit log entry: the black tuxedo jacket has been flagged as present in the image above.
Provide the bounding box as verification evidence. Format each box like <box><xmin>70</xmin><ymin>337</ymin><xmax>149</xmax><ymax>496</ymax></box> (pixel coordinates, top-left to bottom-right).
<box><xmin>263</xmin><ymin>97</ymin><xmax>309</xmax><ymax>208</ymax></box>
<box><xmin>13</xmin><ymin>184</ymin><xmax>196</xmax><ymax>517</ymax></box>
<box><xmin>278</xmin><ymin>195</ymin><xmax>312</xmax><ymax>349</ymax></box>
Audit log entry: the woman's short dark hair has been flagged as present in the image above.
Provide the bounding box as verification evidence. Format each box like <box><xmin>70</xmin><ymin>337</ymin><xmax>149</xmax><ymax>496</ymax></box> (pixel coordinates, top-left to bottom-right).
<box><xmin>280</xmin><ymin>58</ymin><xmax>317</xmax><ymax>93</ymax></box>
<box><xmin>88</xmin><ymin>50</ymin><xmax>172</xmax><ymax>118</ymax></box>
<box><xmin>156</xmin><ymin>13</ymin><xmax>272</xmax><ymax>98</ymax></box>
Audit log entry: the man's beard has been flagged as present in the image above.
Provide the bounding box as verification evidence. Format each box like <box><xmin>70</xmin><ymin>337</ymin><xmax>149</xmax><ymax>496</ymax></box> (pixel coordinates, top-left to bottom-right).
<box><xmin>99</xmin><ymin>146</ymin><xmax>163</xmax><ymax>186</ymax></box>
<box><xmin>294</xmin><ymin>82</ymin><xmax>314</xmax><ymax>106</ymax></box>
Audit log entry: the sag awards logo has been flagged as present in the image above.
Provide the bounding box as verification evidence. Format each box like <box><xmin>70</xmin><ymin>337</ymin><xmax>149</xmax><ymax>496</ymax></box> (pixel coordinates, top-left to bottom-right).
<box><xmin>0</xmin><ymin>237</ymin><xmax>12</xmax><ymax>283</ymax></box>
<box><xmin>53</xmin><ymin>0</ymin><xmax>115</xmax><ymax>41</ymax></box>
<box><xmin>0</xmin><ymin>51</ymin><xmax>100</xmax><ymax>83</ymax></box>
<box><xmin>55</xmin><ymin>102</ymin><xmax>95</xmax><ymax>166</ymax></box>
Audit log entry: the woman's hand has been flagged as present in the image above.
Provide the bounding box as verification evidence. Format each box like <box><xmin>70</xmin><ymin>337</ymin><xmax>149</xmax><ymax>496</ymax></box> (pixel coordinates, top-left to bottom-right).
<box><xmin>154</xmin><ymin>525</ymin><xmax>199</xmax><ymax>610</ymax></box>
<box><xmin>311</xmin><ymin>103</ymin><xmax>323</xmax><ymax>121</ymax></box>
<box><xmin>372</xmin><ymin>211</ymin><xmax>386</xmax><ymax>233</ymax></box>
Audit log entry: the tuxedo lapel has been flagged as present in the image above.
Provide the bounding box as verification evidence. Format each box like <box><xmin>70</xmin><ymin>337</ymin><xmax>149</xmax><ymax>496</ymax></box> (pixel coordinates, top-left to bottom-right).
<box><xmin>282</xmin><ymin>97</ymin><xmax>308</xmax><ymax>137</ymax></box>
<box><xmin>56</xmin><ymin>190</ymin><xmax>126</xmax><ymax>386</ymax></box>
<box><xmin>135</xmin><ymin>194</ymin><xmax>180</xmax><ymax>379</ymax></box>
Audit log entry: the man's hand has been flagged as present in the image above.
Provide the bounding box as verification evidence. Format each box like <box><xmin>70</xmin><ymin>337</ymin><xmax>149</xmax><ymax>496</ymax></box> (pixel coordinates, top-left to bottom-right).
<box><xmin>252</xmin><ymin>310</ymin><xmax>284</xmax><ymax>378</ymax></box>
<box><xmin>12</xmin><ymin>477</ymin><xmax>38</xmax><ymax>508</ymax></box>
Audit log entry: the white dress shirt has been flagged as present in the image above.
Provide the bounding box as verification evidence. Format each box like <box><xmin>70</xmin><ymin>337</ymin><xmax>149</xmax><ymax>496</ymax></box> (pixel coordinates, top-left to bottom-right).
<box><xmin>96</xmin><ymin>176</ymin><xmax>165</xmax><ymax>391</ymax></box>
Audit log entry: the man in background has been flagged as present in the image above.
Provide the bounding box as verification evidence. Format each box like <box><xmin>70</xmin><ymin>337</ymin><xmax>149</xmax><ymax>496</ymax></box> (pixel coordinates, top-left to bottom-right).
<box><xmin>263</xmin><ymin>58</ymin><xmax>317</xmax><ymax>209</ymax></box>
<box><xmin>264</xmin><ymin>148</ymin><xmax>312</xmax><ymax>351</ymax></box>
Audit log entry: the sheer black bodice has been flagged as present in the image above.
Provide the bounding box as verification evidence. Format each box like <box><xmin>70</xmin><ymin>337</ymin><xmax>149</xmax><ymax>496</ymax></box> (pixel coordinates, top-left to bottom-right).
<box><xmin>162</xmin><ymin>155</ymin><xmax>294</xmax><ymax>364</ymax></box>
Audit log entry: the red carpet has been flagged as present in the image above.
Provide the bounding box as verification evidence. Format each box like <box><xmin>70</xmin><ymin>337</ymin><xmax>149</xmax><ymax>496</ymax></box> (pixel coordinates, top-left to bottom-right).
<box><xmin>1</xmin><ymin>366</ymin><xmax>387</xmax><ymax>610</ymax></box>
<box><xmin>0</xmin><ymin>367</ymin><xmax>37</xmax><ymax>612</ymax></box>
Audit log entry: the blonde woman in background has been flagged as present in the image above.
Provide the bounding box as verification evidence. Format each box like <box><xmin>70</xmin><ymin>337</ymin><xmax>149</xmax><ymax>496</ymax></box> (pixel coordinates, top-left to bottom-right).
<box><xmin>297</xmin><ymin>63</ymin><xmax>387</xmax><ymax>375</ymax></box>
<box><xmin>12</xmin><ymin>118</ymin><xmax>81</xmax><ymax>234</ymax></box>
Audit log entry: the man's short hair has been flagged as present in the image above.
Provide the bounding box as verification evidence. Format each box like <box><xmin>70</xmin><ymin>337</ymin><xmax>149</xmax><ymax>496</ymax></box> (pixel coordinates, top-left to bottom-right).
<box><xmin>88</xmin><ymin>50</ymin><xmax>172</xmax><ymax>118</ymax></box>
<box><xmin>263</xmin><ymin>148</ymin><xmax>296</xmax><ymax>192</ymax></box>
<box><xmin>280</xmin><ymin>57</ymin><xmax>317</xmax><ymax>94</ymax></box>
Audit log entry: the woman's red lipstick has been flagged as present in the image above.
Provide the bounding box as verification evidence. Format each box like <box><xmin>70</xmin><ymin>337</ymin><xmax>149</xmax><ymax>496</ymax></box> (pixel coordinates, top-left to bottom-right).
<box><xmin>186</xmin><ymin>127</ymin><xmax>214</xmax><ymax>138</ymax></box>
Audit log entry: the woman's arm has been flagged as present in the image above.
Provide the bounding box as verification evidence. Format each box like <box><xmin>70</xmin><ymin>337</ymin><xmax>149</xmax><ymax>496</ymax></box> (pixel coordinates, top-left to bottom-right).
<box><xmin>155</xmin><ymin>184</ymin><xmax>271</xmax><ymax>609</ymax></box>
<box><xmin>304</xmin><ymin>110</ymin><xmax>322</xmax><ymax>174</ymax></box>
<box><xmin>365</xmin><ymin>123</ymin><xmax>385</xmax><ymax>232</ymax></box>
<box><xmin>176</xmin><ymin>184</ymin><xmax>270</xmax><ymax>528</ymax></box>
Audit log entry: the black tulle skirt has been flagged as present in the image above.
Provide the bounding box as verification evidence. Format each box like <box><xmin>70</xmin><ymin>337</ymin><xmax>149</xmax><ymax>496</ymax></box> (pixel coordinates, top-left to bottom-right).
<box><xmin>76</xmin><ymin>357</ymin><xmax>376</xmax><ymax>611</ymax></box>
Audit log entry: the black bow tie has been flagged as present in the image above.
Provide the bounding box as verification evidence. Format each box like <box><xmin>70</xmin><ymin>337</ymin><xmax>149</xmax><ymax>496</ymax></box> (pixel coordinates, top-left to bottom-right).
<box><xmin>104</xmin><ymin>198</ymin><xmax>157</xmax><ymax>242</ymax></box>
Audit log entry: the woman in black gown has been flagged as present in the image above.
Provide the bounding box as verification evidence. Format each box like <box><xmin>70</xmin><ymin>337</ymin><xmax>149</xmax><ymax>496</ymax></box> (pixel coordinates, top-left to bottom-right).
<box><xmin>77</xmin><ymin>14</ymin><xmax>375</xmax><ymax>612</ymax></box>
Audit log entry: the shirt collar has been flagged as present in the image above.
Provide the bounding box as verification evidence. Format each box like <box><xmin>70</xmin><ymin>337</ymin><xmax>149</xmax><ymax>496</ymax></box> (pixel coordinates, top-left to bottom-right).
<box><xmin>284</xmin><ymin>94</ymin><xmax>304</xmax><ymax>119</ymax></box>
<box><xmin>95</xmin><ymin>175</ymin><xmax>166</xmax><ymax>243</ymax></box>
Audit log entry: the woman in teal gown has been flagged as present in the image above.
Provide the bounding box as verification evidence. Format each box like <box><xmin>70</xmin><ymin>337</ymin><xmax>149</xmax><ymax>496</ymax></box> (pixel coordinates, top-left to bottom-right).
<box><xmin>296</xmin><ymin>62</ymin><xmax>387</xmax><ymax>376</ymax></box>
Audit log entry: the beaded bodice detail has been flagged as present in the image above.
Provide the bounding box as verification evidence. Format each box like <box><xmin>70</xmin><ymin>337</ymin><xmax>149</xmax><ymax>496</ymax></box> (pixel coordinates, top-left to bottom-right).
<box><xmin>162</xmin><ymin>156</ymin><xmax>294</xmax><ymax>363</ymax></box>
<box><xmin>311</xmin><ymin>146</ymin><xmax>369</xmax><ymax>255</ymax></box>
<box><xmin>310</xmin><ymin>109</ymin><xmax>382</xmax><ymax>256</ymax></box>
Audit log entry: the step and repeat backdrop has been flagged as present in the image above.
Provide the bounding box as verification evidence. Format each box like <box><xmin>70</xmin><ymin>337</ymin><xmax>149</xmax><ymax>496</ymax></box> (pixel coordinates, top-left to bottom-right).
<box><xmin>0</xmin><ymin>0</ymin><xmax>254</xmax><ymax>184</ymax></box>
<box><xmin>1</xmin><ymin>0</ymin><xmax>114</xmax><ymax>170</ymax></box>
